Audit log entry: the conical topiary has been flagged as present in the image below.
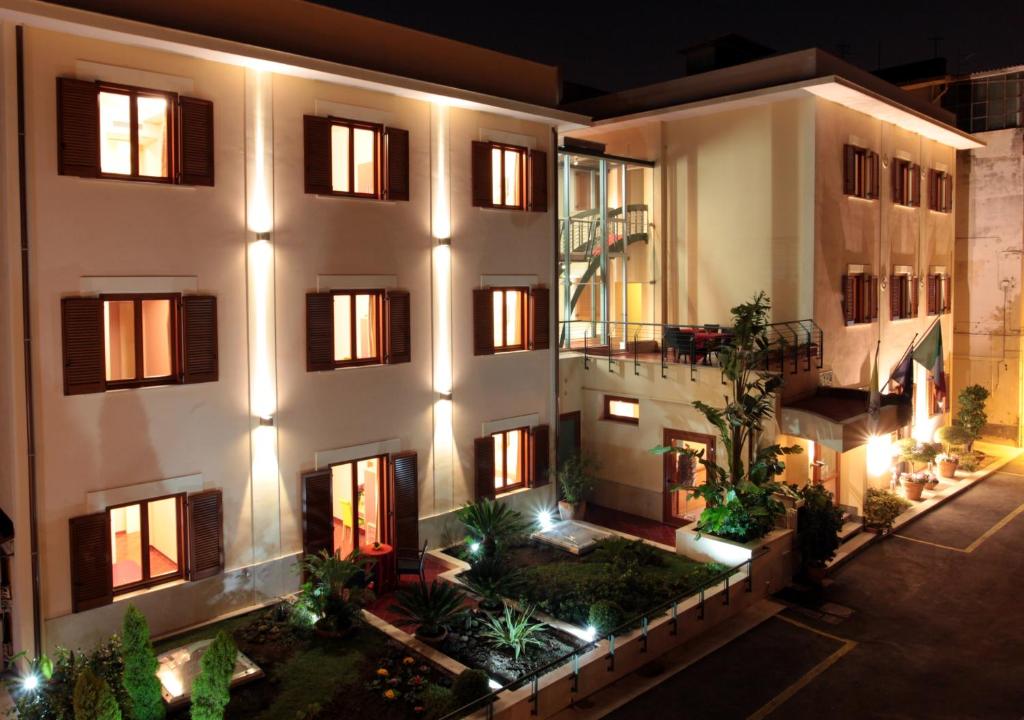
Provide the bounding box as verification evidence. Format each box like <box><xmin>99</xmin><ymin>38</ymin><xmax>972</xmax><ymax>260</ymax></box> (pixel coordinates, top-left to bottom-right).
<box><xmin>73</xmin><ymin>667</ymin><xmax>122</xmax><ymax>720</ymax></box>
<box><xmin>122</xmin><ymin>605</ymin><xmax>165</xmax><ymax>720</ymax></box>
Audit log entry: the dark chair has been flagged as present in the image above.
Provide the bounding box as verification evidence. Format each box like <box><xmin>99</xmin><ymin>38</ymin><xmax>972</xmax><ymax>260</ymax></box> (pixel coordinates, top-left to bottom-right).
<box><xmin>395</xmin><ymin>540</ymin><xmax>428</xmax><ymax>583</ymax></box>
<box><xmin>664</xmin><ymin>327</ymin><xmax>697</xmax><ymax>363</ymax></box>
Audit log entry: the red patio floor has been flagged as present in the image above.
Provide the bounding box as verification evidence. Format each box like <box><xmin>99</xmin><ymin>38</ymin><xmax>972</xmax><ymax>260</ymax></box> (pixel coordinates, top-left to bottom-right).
<box><xmin>583</xmin><ymin>503</ymin><xmax>682</xmax><ymax>546</ymax></box>
<box><xmin>366</xmin><ymin>553</ymin><xmax>476</xmax><ymax>629</ymax></box>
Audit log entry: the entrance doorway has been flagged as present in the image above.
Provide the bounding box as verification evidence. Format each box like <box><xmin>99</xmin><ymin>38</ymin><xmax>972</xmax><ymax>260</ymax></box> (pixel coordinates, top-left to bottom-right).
<box><xmin>330</xmin><ymin>456</ymin><xmax>385</xmax><ymax>557</ymax></box>
<box><xmin>557</xmin><ymin>411</ymin><xmax>582</xmax><ymax>470</ymax></box>
<box><xmin>662</xmin><ymin>428</ymin><xmax>716</xmax><ymax>527</ymax></box>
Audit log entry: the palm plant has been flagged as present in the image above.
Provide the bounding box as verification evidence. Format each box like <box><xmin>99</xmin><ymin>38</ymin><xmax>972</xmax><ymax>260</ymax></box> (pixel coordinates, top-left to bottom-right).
<box><xmin>295</xmin><ymin>550</ymin><xmax>374</xmax><ymax>631</ymax></box>
<box><xmin>460</xmin><ymin>557</ymin><xmax>523</xmax><ymax>611</ymax></box>
<box><xmin>479</xmin><ymin>604</ymin><xmax>546</xmax><ymax>661</ymax></box>
<box><xmin>389</xmin><ymin>580</ymin><xmax>467</xmax><ymax>640</ymax></box>
<box><xmin>457</xmin><ymin>499</ymin><xmax>529</xmax><ymax>560</ymax></box>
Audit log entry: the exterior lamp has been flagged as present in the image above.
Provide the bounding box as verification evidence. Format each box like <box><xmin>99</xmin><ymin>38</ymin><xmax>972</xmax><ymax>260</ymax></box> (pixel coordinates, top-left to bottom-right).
<box><xmin>469</xmin><ymin>541</ymin><xmax>481</xmax><ymax>554</ymax></box>
<box><xmin>537</xmin><ymin>510</ymin><xmax>554</xmax><ymax>531</ymax></box>
<box><xmin>259</xmin><ymin>415</ymin><xmax>274</xmax><ymax>427</ymax></box>
<box><xmin>21</xmin><ymin>673</ymin><xmax>39</xmax><ymax>692</ymax></box>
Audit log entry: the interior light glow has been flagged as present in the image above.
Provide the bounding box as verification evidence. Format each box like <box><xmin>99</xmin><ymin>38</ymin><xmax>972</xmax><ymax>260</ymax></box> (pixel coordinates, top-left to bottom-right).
<box><xmin>866</xmin><ymin>435</ymin><xmax>894</xmax><ymax>476</ymax></box>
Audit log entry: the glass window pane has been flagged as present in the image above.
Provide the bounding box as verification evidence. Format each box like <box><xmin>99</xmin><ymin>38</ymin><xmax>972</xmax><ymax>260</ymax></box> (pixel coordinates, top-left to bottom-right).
<box><xmin>493</xmin><ymin>432</ymin><xmax>505</xmax><ymax>489</ymax></box>
<box><xmin>353</xmin><ymin>128</ymin><xmax>376</xmax><ymax>195</ymax></box>
<box><xmin>504</xmin><ymin>149</ymin><xmax>521</xmax><ymax>206</ymax></box>
<box><xmin>505</xmin><ymin>291</ymin><xmax>521</xmax><ymax>346</ymax></box>
<box><xmin>355</xmin><ymin>294</ymin><xmax>377</xmax><ymax>359</ymax></box>
<box><xmin>111</xmin><ymin>504</ymin><xmax>143</xmax><ymax>587</ymax></box>
<box><xmin>609</xmin><ymin>399</ymin><xmax>639</xmax><ymax>420</ymax></box>
<box><xmin>331</xmin><ymin>125</ymin><xmax>350</xmax><ymax>193</ymax></box>
<box><xmin>491</xmin><ymin>147</ymin><xmax>503</xmax><ymax>205</ymax></box>
<box><xmin>104</xmin><ymin>300</ymin><xmax>136</xmax><ymax>382</ymax></box>
<box><xmin>492</xmin><ymin>291</ymin><xmax>504</xmax><ymax>347</ymax></box>
<box><xmin>333</xmin><ymin>295</ymin><xmax>352</xmax><ymax>361</ymax></box>
<box><xmin>147</xmin><ymin>497</ymin><xmax>179</xmax><ymax>578</ymax></box>
<box><xmin>136</xmin><ymin>96</ymin><xmax>168</xmax><ymax>178</ymax></box>
<box><xmin>141</xmin><ymin>299</ymin><xmax>173</xmax><ymax>378</ymax></box>
<box><xmin>357</xmin><ymin>458</ymin><xmax>380</xmax><ymax>546</ymax></box>
<box><xmin>506</xmin><ymin>430</ymin><xmax>522</xmax><ymax>486</ymax></box>
<box><xmin>332</xmin><ymin>463</ymin><xmax>355</xmax><ymax>557</ymax></box>
<box><xmin>99</xmin><ymin>92</ymin><xmax>132</xmax><ymax>175</ymax></box>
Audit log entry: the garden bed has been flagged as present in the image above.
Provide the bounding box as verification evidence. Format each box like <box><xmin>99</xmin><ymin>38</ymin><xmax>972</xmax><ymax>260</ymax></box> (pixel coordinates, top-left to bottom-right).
<box><xmin>156</xmin><ymin>604</ymin><xmax>453</xmax><ymax>720</ymax></box>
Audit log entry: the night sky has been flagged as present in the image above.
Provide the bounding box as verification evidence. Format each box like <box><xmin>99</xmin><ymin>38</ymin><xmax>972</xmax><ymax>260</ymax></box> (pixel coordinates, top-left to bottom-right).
<box><xmin>317</xmin><ymin>0</ymin><xmax>1024</xmax><ymax>93</ymax></box>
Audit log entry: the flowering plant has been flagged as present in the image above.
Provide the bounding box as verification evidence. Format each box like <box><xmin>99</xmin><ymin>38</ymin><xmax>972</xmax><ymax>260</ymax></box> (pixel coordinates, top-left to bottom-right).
<box><xmin>367</xmin><ymin>649</ymin><xmax>447</xmax><ymax>711</ymax></box>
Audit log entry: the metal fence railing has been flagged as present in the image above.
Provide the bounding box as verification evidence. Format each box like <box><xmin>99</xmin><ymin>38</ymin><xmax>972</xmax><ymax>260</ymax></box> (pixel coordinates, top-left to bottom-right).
<box><xmin>436</xmin><ymin>548</ymin><xmax>769</xmax><ymax>720</ymax></box>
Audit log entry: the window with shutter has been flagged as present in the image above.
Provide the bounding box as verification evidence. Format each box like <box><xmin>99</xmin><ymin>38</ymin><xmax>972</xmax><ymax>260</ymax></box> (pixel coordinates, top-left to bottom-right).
<box><xmin>301</xmin><ymin>469</ymin><xmax>333</xmax><ymax>559</ymax></box>
<box><xmin>527</xmin><ymin>149</ymin><xmax>547</xmax><ymax>212</ymax></box>
<box><xmin>893</xmin><ymin>159</ymin><xmax>921</xmax><ymax>206</ymax></box>
<box><xmin>471</xmin><ymin>141</ymin><xmax>492</xmax><ymax>207</ymax></box>
<box><xmin>929</xmin><ymin>170</ymin><xmax>953</xmax><ymax>213</ymax></box>
<box><xmin>472</xmin><ymin>140</ymin><xmax>527</xmax><ymax>209</ymax></box>
<box><xmin>472</xmin><ymin>288</ymin><xmax>495</xmax><ymax>356</ymax></box>
<box><xmin>69</xmin><ymin>512</ymin><xmax>112</xmax><ymax>612</ymax></box>
<box><xmin>530</xmin><ymin>425</ymin><xmax>550</xmax><ymax>487</ymax></box>
<box><xmin>391</xmin><ymin>452</ymin><xmax>419</xmax><ymax>551</ymax></box>
<box><xmin>306</xmin><ymin>292</ymin><xmax>334</xmax><ymax>371</ymax></box>
<box><xmin>841</xmin><ymin>273</ymin><xmax>877</xmax><ymax>325</ymax></box>
<box><xmin>108</xmin><ymin>494</ymin><xmax>185</xmax><ymax>592</ymax></box>
<box><xmin>179</xmin><ymin>96</ymin><xmax>214</xmax><ymax>186</ymax></box>
<box><xmin>386</xmin><ymin>290</ymin><xmax>411</xmax><ymax>364</ymax></box>
<box><xmin>62</xmin><ymin>297</ymin><xmax>105</xmax><ymax>395</ymax></box>
<box><xmin>187</xmin><ymin>490</ymin><xmax>223</xmax><ymax>581</ymax></box>
<box><xmin>530</xmin><ymin>286</ymin><xmax>550</xmax><ymax>350</ymax></box>
<box><xmin>384</xmin><ymin>127</ymin><xmax>410</xmax><ymax>201</ymax></box>
<box><xmin>303</xmin><ymin>115</ymin><xmax>333</xmax><ymax>195</ymax></box>
<box><xmin>182</xmin><ymin>295</ymin><xmax>218</xmax><ymax>384</ymax></box>
<box><xmin>474</xmin><ymin>436</ymin><xmax>496</xmax><ymax>501</ymax></box>
<box><xmin>99</xmin><ymin>293</ymin><xmax>180</xmax><ymax>389</ymax></box>
<box><xmin>305</xmin><ymin>115</ymin><xmax>407</xmax><ymax>200</ymax></box>
<box><xmin>57</xmin><ymin>78</ymin><xmax>100</xmax><ymax>178</ymax></box>
<box><xmin>842</xmin><ymin>144</ymin><xmax>879</xmax><ymax>199</ymax></box>
<box><xmin>491</xmin><ymin>427</ymin><xmax>528</xmax><ymax>493</ymax></box>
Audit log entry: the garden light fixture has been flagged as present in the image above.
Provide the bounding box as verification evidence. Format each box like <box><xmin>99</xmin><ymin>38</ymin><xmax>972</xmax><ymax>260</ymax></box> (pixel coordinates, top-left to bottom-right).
<box><xmin>469</xmin><ymin>541</ymin><xmax>481</xmax><ymax>554</ymax></box>
<box><xmin>21</xmin><ymin>672</ymin><xmax>39</xmax><ymax>692</ymax></box>
<box><xmin>537</xmin><ymin>510</ymin><xmax>554</xmax><ymax>530</ymax></box>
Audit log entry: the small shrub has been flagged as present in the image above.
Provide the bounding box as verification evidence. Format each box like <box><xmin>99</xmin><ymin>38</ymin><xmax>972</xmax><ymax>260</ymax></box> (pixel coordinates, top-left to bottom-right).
<box><xmin>955</xmin><ymin>384</ymin><xmax>990</xmax><ymax>449</ymax></box>
<box><xmin>864</xmin><ymin>488</ymin><xmax>911</xmax><ymax>530</ymax></box>
<box><xmin>959</xmin><ymin>451</ymin><xmax>983</xmax><ymax>472</ymax></box>
<box><xmin>479</xmin><ymin>604</ymin><xmax>546</xmax><ymax>660</ymax></box>
<box><xmin>190</xmin><ymin>631</ymin><xmax>237</xmax><ymax>720</ymax></box>
<box><xmin>590</xmin><ymin>537</ymin><xmax>663</xmax><ymax>569</ymax></box>
<box><xmin>795</xmin><ymin>484</ymin><xmax>844</xmax><ymax>569</ymax></box>
<box><xmin>389</xmin><ymin>580</ymin><xmax>466</xmax><ymax>638</ymax></box>
<box><xmin>556</xmin><ymin>454</ymin><xmax>598</xmax><ymax>504</ymax></box>
<box><xmin>122</xmin><ymin>606</ymin><xmax>165</xmax><ymax>720</ymax></box>
<box><xmin>935</xmin><ymin>425</ymin><xmax>971</xmax><ymax>457</ymax></box>
<box><xmin>460</xmin><ymin>556</ymin><xmax>523</xmax><ymax>610</ymax></box>
<box><xmin>422</xmin><ymin>683</ymin><xmax>455</xmax><ymax>720</ymax></box>
<box><xmin>450</xmin><ymin>669</ymin><xmax>491</xmax><ymax>710</ymax></box>
<box><xmin>294</xmin><ymin>550</ymin><xmax>374</xmax><ymax>633</ymax></box>
<box><xmin>11</xmin><ymin>639</ymin><xmax>129</xmax><ymax>720</ymax></box>
<box><xmin>73</xmin><ymin>667</ymin><xmax>121</xmax><ymax>720</ymax></box>
<box><xmin>587</xmin><ymin>600</ymin><xmax>624</xmax><ymax>635</ymax></box>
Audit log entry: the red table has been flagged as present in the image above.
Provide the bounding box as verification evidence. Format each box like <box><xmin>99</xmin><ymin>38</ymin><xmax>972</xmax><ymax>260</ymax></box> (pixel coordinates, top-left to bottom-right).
<box><xmin>359</xmin><ymin>542</ymin><xmax>395</xmax><ymax>593</ymax></box>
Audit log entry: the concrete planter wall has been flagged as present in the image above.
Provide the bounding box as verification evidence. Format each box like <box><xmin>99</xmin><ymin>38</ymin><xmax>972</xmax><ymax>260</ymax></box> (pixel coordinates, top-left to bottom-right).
<box><xmin>676</xmin><ymin>527</ymin><xmax>796</xmax><ymax>591</ymax></box>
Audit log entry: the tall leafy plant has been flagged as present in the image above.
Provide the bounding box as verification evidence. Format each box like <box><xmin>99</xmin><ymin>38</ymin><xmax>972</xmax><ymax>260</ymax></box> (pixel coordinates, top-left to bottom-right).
<box><xmin>122</xmin><ymin>606</ymin><xmax>165</xmax><ymax>720</ymax></box>
<box><xmin>955</xmin><ymin>384</ymin><xmax>989</xmax><ymax>450</ymax></box>
<box><xmin>190</xmin><ymin>631</ymin><xmax>236</xmax><ymax>720</ymax></box>
<box><xmin>654</xmin><ymin>293</ymin><xmax>801</xmax><ymax>542</ymax></box>
<box><xmin>795</xmin><ymin>484</ymin><xmax>844</xmax><ymax>569</ymax></box>
<box><xmin>479</xmin><ymin>604</ymin><xmax>546</xmax><ymax>660</ymax></box>
<box><xmin>457</xmin><ymin>499</ymin><xmax>529</xmax><ymax>560</ymax></box>
<box><xmin>555</xmin><ymin>454</ymin><xmax>597</xmax><ymax>505</ymax></box>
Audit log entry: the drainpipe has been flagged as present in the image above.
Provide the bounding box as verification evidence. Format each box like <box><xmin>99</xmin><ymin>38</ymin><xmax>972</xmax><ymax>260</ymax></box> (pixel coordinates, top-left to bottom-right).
<box><xmin>15</xmin><ymin>24</ymin><xmax>42</xmax><ymax>655</ymax></box>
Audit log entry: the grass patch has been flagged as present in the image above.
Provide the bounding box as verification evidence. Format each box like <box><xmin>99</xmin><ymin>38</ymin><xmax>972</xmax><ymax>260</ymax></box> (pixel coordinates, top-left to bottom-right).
<box><xmin>254</xmin><ymin>637</ymin><xmax>368</xmax><ymax>720</ymax></box>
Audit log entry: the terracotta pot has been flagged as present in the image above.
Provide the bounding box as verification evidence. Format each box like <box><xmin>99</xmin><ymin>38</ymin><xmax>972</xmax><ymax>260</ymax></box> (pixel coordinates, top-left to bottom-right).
<box><xmin>558</xmin><ymin>500</ymin><xmax>586</xmax><ymax>521</ymax></box>
<box><xmin>938</xmin><ymin>459</ymin><xmax>959</xmax><ymax>479</ymax></box>
<box><xmin>904</xmin><ymin>481</ymin><xmax>925</xmax><ymax>501</ymax></box>
<box><xmin>926</xmin><ymin>478</ymin><xmax>940</xmax><ymax>490</ymax></box>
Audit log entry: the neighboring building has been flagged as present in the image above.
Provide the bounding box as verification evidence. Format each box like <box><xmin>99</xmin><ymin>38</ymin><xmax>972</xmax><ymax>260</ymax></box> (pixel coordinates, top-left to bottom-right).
<box><xmin>555</xmin><ymin>49</ymin><xmax>977</xmax><ymax>526</ymax></box>
<box><xmin>0</xmin><ymin>0</ymin><xmax>584</xmax><ymax>657</ymax></box>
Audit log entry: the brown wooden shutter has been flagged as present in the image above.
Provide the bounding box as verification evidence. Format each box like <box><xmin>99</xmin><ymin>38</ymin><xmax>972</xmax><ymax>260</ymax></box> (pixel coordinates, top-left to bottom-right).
<box><xmin>530</xmin><ymin>425</ymin><xmax>550</xmax><ymax>487</ymax></box>
<box><xmin>889</xmin><ymin>276</ymin><xmax>901</xmax><ymax>320</ymax></box>
<box><xmin>927</xmin><ymin>275</ymin><xmax>938</xmax><ymax>315</ymax></box>
<box><xmin>892</xmin><ymin>162</ymin><xmax>904</xmax><ymax>204</ymax></box>
<box><xmin>911</xmin><ymin>165</ymin><xmax>921</xmax><ymax>207</ymax></box>
<box><xmin>383</xmin><ymin>127</ymin><xmax>410</xmax><ymax>201</ymax></box>
<box><xmin>869</xmin><ymin>275</ymin><xmax>879</xmax><ymax>321</ymax></box>
<box><xmin>841</xmin><ymin>275</ymin><xmax>854</xmax><ymax>324</ymax></box>
<box><xmin>928</xmin><ymin>170</ymin><xmax>939</xmax><ymax>211</ymax></box>
<box><xmin>301</xmin><ymin>469</ymin><xmax>333</xmax><ymax>559</ymax></box>
<box><xmin>943</xmin><ymin>275</ymin><xmax>952</xmax><ymax>312</ymax></box>
<box><xmin>62</xmin><ymin>297</ymin><xmax>105</xmax><ymax>395</ymax></box>
<box><xmin>842</xmin><ymin>145</ymin><xmax>856</xmax><ymax>196</ymax></box>
<box><xmin>910</xmin><ymin>276</ymin><xmax>920</xmax><ymax>317</ymax></box>
<box><xmin>386</xmin><ymin>290</ymin><xmax>411</xmax><ymax>364</ymax></box>
<box><xmin>473</xmin><ymin>288</ymin><xmax>494</xmax><ymax>356</ymax></box>
<box><xmin>474</xmin><ymin>436</ymin><xmax>496</xmax><ymax>501</ymax></box>
<box><xmin>528</xmin><ymin>149</ymin><xmax>548</xmax><ymax>212</ymax></box>
<box><xmin>391</xmin><ymin>452</ymin><xmax>419</xmax><ymax>551</ymax></box>
<box><xmin>178</xmin><ymin>96</ymin><xmax>215</xmax><ymax>186</ymax></box>
<box><xmin>57</xmin><ymin>78</ymin><xmax>99</xmax><ymax>178</ymax></box>
<box><xmin>868</xmin><ymin>152</ymin><xmax>880</xmax><ymax>199</ymax></box>
<box><xmin>187</xmin><ymin>490</ymin><xmax>224</xmax><ymax>581</ymax></box>
<box><xmin>182</xmin><ymin>295</ymin><xmax>218</xmax><ymax>384</ymax></box>
<box><xmin>69</xmin><ymin>512</ymin><xmax>112</xmax><ymax>613</ymax></box>
<box><xmin>471</xmin><ymin>141</ymin><xmax>492</xmax><ymax>207</ymax></box>
<box><xmin>943</xmin><ymin>174</ymin><xmax>953</xmax><ymax>212</ymax></box>
<box><xmin>530</xmin><ymin>286</ymin><xmax>550</xmax><ymax>350</ymax></box>
<box><xmin>306</xmin><ymin>292</ymin><xmax>334</xmax><ymax>371</ymax></box>
<box><xmin>304</xmin><ymin>115</ymin><xmax>333</xmax><ymax>195</ymax></box>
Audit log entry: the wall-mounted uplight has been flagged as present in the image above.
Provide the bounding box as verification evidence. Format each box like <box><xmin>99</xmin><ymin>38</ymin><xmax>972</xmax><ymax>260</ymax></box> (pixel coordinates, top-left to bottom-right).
<box><xmin>256</xmin><ymin>231</ymin><xmax>271</xmax><ymax>241</ymax></box>
<box><xmin>438</xmin><ymin>391</ymin><xmax>453</xmax><ymax>401</ymax></box>
<box><xmin>436</xmin><ymin>237</ymin><xmax>451</xmax><ymax>246</ymax></box>
<box><xmin>259</xmin><ymin>415</ymin><xmax>274</xmax><ymax>427</ymax></box>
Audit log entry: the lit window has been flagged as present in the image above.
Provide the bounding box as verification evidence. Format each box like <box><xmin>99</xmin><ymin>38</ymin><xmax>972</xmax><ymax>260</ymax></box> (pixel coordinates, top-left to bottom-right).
<box><xmin>843</xmin><ymin>144</ymin><xmax>879</xmax><ymax>199</ymax></box>
<box><xmin>331</xmin><ymin>455</ymin><xmax>385</xmax><ymax>557</ymax></box>
<box><xmin>604</xmin><ymin>396</ymin><xmax>640</xmax><ymax>424</ymax></box>
<box><xmin>109</xmin><ymin>495</ymin><xmax>183</xmax><ymax>591</ymax></box>
<box><xmin>892</xmin><ymin>159</ymin><xmax>921</xmax><ymax>207</ymax></box>
<box><xmin>330</xmin><ymin>119</ymin><xmax>381</xmax><ymax>196</ymax></box>
<box><xmin>492</xmin><ymin>289</ymin><xmax>525</xmax><ymax>352</ymax></box>
<box><xmin>103</xmin><ymin>295</ymin><xmax>177</xmax><ymax>386</ymax></box>
<box><xmin>493</xmin><ymin>428</ymin><xmax>527</xmax><ymax>492</ymax></box>
<box><xmin>332</xmin><ymin>291</ymin><xmax>382</xmax><ymax>366</ymax></box>
<box><xmin>98</xmin><ymin>88</ymin><xmax>171</xmax><ymax>179</ymax></box>
<box><xmin>490</xmin><ymin>144</ymin><xmax>526</xmax><ymax>208</ymax></box>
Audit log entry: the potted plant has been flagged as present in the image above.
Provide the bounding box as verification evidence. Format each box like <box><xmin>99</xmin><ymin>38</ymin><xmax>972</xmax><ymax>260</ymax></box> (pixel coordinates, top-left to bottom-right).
<box><xmin>389</xmin><ymin>579</ymin><xmax>467</xmax><ymax>645</ymax></box>
<box><xmin>863</xmin><ymin>488</ymin><xmax>911</xmax><ymax>533</ymax></box>
<box><xmin>296</xmin><ymin>550</ymin><xmax>374</xmax><ymax>638</ymax></box>
<box><xmin>955</xmin><ymin>384</ymin><xmax>990</xmax><ymax>452</ymax></box>
<box><xmin>896</xmin><ymin>440</ymin><xmax>939</xmax><ymax>499</ymax></box>
<box><xmin>554</xmin><ymin>453</ymin><xmax>597</xmax><ymax>521</ymax></box>
<box><xmin>935</xmin><ymin>425</ymin><xmax>971</xmax><ymax>479</ymax></box>
<box><xmin>795</xmin><ymin>484</ymin><xmax>844</xmax><ymax>582</ymax></box>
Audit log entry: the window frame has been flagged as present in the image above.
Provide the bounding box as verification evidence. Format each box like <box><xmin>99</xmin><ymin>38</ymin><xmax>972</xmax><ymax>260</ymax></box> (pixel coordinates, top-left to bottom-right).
<box><xmin>843</xmin><ymin>273</ymin><xmax>877</xmax><ymax>325</ymax></box>
<box><xmin>928</xmin><ymin>273</ymin><xmax>952</xmax><ymax>315</ymax></box>
<box><xmin>492</xmin><ymin>427</ymin><xmax>529</xmax><ymax>494</ymax></box>
<box><xmin>929</xmin><ymin>170</ymin><xmax>953</xmax><ymax>213</ymax></box>
<box><xmin>890</xmin><ymin>273</ymin><xmax>916</xmax><ymax>321</ymax></box>
<box><xmin>107</xmin><ymin>492</ymin><xmax>186</xmax><ymax>595</ymax></box>
<box><xmin>330</xmin><ymin>289</ymin><xmax>386</xmax><ymax>368</ymax></box>
<box><xmin>844</xmin><ymin>145</ymin><xmax>879</xmax><ymax>200</ymax></box>
<box><xmin>326</xmin><ymin>116</ymin><xmax>383</xmax><ymax>199</ymax></box>
<box><xmin>603</xmin><ymin>395</ymin><xmax>640</xmax><ymax>425</ymax></box>
<box><xmin>97</xmin><ymin>82</ymin><xmax>177</xmax><ymax>184</ymax></box>
<box><xmin>488</xmin><ymin>142</ymin><xmax>528</xmax><ymax>210</ymax></box>
<box><xmin>491</xmin><ymin>287</ymin><xmax>528</xmax><ymax>353</ymax></box>
<box><xmin>100</xmin><ymin>292</ymin><xmax>181</xmax><ymax>389</ymax></box>
<box><xmin>892</xmin><ymin>158</ymin><xmax>921</xmax><ymax>207</ymax></box>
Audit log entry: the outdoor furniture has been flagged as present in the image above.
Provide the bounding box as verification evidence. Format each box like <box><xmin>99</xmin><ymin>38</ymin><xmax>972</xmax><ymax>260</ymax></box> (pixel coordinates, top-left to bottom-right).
<box><xmin>664</xmin><ymin>327</ymin><xmax>698</xmax><ymax>363</ymax></box>
<box><xmin>395</xmin><ymin>540</ymin><xmax>428</xmax><ymax>584</ymax></box>
<box><xmin>358</xmin><ymin>541</ymin><xmax>395</xmax><ymax>592</ymax></box>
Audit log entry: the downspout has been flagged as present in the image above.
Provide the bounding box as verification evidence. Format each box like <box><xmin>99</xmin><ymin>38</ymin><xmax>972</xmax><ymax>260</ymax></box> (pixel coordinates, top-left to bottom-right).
<box><xmin>15</xmin><ymin>24</ymin><xmax>42</xmax><ymax>655</ymax></box>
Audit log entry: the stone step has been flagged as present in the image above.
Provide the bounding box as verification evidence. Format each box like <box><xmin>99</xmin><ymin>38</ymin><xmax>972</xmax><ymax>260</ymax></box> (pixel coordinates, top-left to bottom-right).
<box><xmin>839</xmin><ymin>520</ymin><xmax>863</xmax><ymax>544</ymax></box>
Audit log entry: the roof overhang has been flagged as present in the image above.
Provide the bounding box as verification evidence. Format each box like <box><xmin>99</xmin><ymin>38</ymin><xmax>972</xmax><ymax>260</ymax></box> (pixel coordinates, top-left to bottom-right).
<box><xmin>569</xmin><ymin>75</ymin><xmax>982</xmax><ymax>150</ymax></box>
<box><xmin>780</xmin><ymin>390</ymin><xmax>912</xmax><ymax>453</ymax></box>
<box><xmin>0</xmin><ymin>0</ymin><xmax>590</xmax><ymax>129</ymax></box>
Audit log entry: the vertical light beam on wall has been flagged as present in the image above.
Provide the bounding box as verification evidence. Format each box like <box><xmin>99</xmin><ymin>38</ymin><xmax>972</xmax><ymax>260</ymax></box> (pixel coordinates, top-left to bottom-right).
<box><xmin>245</xmin><ymin>69</ymin><xmax>281</xmax><ymax>570</ymax></box>
<box><xmin>431</xmin><ymin>101</ymin><xmax>454</xmax><ymax>511</ymax></box>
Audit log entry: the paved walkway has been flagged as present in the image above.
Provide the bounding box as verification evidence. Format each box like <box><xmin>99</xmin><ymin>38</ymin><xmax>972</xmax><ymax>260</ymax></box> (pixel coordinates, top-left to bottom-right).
<box><xmin>599</xmin><ymin>459</ymin><xmax>1024</xmax><ymax>720</ymax></box>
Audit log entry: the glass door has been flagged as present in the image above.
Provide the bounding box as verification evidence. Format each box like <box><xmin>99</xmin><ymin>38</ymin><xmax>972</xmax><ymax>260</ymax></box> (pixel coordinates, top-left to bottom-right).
<box><xmin>662</xmin><ymin>429</ymin><xmax>716</xmax><ymax>526</ymax></box>
<box><xmin>331</xmin><ymin>456</ymin><xmax>385</xmax><ymax>557</ymax></box>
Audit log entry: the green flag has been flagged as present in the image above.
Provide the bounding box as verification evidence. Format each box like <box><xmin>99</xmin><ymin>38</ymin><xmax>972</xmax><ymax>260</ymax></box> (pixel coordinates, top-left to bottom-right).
<box><xmin>913</xmin><ymin>322</ymin><xmax>947</xmax><ymax>403</ymax></box>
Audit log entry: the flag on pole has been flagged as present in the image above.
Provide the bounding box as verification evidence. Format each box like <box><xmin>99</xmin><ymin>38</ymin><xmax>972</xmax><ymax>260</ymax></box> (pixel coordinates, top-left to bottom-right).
<box><xmin>891</xmin><ymin>352</ymin><xmax>914</xmax><ymax>399</ymax></box>
<box><xmin>868</xmin><ymin>341</ymin><xmax>881</xmax><ymax>419</ymax></box>
<box><xmin>912</xmin><ymin>321</ymin><xmax>946</xmax><ymax>404</ymax></box>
